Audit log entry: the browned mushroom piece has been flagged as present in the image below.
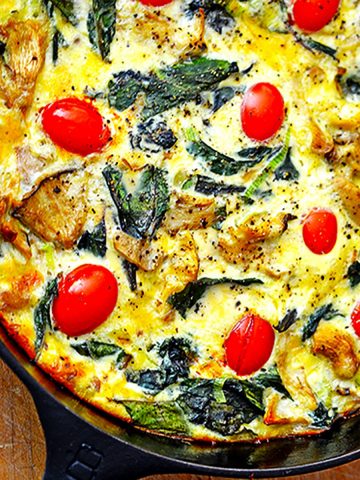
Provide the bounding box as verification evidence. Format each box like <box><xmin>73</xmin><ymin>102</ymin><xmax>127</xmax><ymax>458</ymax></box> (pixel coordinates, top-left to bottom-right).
<box><xmin>0</xmin><ymin>19</ymin><xmax>48</xmax><ymax>111</ymax></box>
<box><xmin>0</xmin><ymin>196</ymin><xmax>32</xmax><ymax>258</ymax></box>
<box><xmin>113</xmin><ymin>230</ymin><xmax>164</xmax><ymax>271</ymax></box>
<box><xmin>312</xmin><ymin>322</ymin><xmax>359</xmax><ymax>380</ymax></box>
<box><xmin>334</xmin><ymin>176</ymin><xmax>360</xmax><ymax>226</ymax></box>
<box><xmin>15</xmin><ymin>146</ymin><xmax>47</xmax><ymax>185</ymax></box>
<box><xmin>0</xmin><ymin>269</ymin><xmax>43</xmax><ymax>311</ymax></box>
<box><xmin>163</xmin><ymin>193</ymin><xmax>216</xmax><ymax>234</ymax></box>
<box><xmin>310</xmin><ymin>119</ymin><xmax>334</xmax><ymax>156</ymax></box>
<box><xmin>14</xmin><ymin>171</ymin><xmax>88</xmax><ymax>249</ymax></box>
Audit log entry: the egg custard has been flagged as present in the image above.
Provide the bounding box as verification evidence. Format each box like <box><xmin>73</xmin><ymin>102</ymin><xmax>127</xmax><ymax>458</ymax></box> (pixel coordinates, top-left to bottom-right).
<box><xmin>0</xmin><ymin>0</ymin><xmax>360</xmax><ymax>442</ymax></box>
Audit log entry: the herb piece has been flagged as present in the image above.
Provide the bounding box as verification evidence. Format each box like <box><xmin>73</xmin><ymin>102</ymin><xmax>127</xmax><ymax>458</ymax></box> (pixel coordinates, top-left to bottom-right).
<box><xmin>52</xmin><ymin>29</ymin><xmax>66</xmax><ymax>64</ymax></box>
<box><xmin>168</xmin><ymin>277</ymin><xmax>263</xmax><ymax>318</ymax></box>
<box><xmin>251</xmin><ymin>366</ymin><xmax>291</xmax><ymax>400</ymax></box>
<box><xmin>78</xmin><ymin>219</ymin><xmax>107</xmax><ymax>257</ymax></box>
<box><xmin>87</xmin><ymin>0</ymin><xmax>117</xmax><ymax>61</ymax></box>
<box><xmin>122</xmin><ymin>259</ymin><xmax>138</xmax><ymax>291</ymax></box>
<box><xmin>293</xmin><ymin>32</ymin><xmax>337</xmax><ymax>59</ymax></box>
<box><xmin>103</xmin><ymin>165</ymin><xmax>169</xmax><ymax>239</ymax></box>
<box><xmin>143</xmin><ymin>57</ymin><xmax>238</xmax><ymax>119</ymax></box>
<box><xmin>130</xmin><ymin>118</ymin><xmax>177</xmax><ymax>153</ymax></box>
<box><xmin>275</xmin><ymin>308</ymin><xmax>299</xmax><ymax>333</ymax></box>
<box><xmin>72</xmin><ymin>340</ymin><xmax>120</xmax><ymax>359</ymax></box>
<box><xmin>108</xmin><ymin>70</ymin><xmax>146</xmax><ymax>112</ymax></box>
<box><xmin>274</xmin><ymin>147</ymin><xmax>299</xmax><ymax>181</ymax></box>
<box><xmin>186</xmin><ymin>0</ymin><xmax>235</xmax><ymax>33</ymax></box>
<box><xmin>0</xmin><ymin>41</ymin><xmax>5</xmax><ymax>57</ymax></box>
<box><xmin>212</xmin><ymin>205</ymin><xmax>227</xmax><ymax>230</ymax></box>
<box><xmin>311</xmin><ymin>402</ymin><xmax>334</xmax><ymax>428</ymax></box>
<box><xmin>34</xmin><ymin>279</ymin><xmax>58</xmax><ymax>353</ymax></box>
<box><xmin>243</xmin><ymin>129</ymin><xmax>290</xmax><ymax>200</ymax></box>
<box><xmin>45</xmin><ymin>0</ymin><xmax>77</xmax><ymax>24</ymax></box>
<box><xmin>347</xmin><ymin>261</ymin><xmax>360</xmax><ymax>288</ymax></box>
<box><xmin>186</xmin><ymin>130</ymin><xmax>262</xmax><ymax>176</ymax></box>
<box><xmin>337</xmin><ymin>72</ymin><xmax>360</xmax><ymax>101</ymax></box>
<box><xmin>122</xmin><ymin>401</ymin><xmax>189</xmax><ymax>435</ymax></box>
<box><xmin>191</xmin><ymin>175</ymin><xmax>245</xmax><ymax>196</ymax></box>
<box><xmin>302</xmin><ymin>303</ymin><xmax>343</xmax><ymax>341</ymax></box>
<box><xmin>126</xmin><ymin>337</ymin><xmax>196</xmax><ymax>393</ymax></box>
<box><xmin>212</xmin><ymin>86</ymin><xmax>236</xmax><ymax>112</ymax></box>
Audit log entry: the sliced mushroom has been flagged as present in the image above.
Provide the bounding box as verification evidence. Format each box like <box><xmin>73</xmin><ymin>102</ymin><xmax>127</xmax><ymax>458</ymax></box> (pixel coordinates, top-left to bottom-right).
<box><xmin>334</xmin><ymin>176</ymin><xmax>360</xmax><ymax>226</ymax></box>
<box><xmin>113</xmin><ymin>230</ymin><xmax>164</xmax><ymax>271</ymax></box>
<box><xmin>0</xmin><ymin>20</ymin><xmax>48</xmax><ymax>110</ymax></box>
<box><xmin>0</xmin><ymin>196</ymin><xmax>31</xmax><ymax>258</ymax></box>
<box><xmin>219</xmin><ymin>212</ymin><xmax>295</xmax><ymax>264</ymax></box>
<box><xmin>312</xmin><ymin>322</ymin><xmax>359</xmax><ymax>379</ymax></box>
<box><xmin>310</xmin><ymin>120</ymin><xmax>334</xmax><ymax>156</ymax></box>
<box><xmin>16</xmin><ymin>146</ymin><xmax>47</xmax><ymax>185</ymax></box>
<box><xmin>163</xmin><ymin>193</ymin><xmax>216</xmax><ymax>234</ymax></box>
<box><xmin>14</xmin><ymin>171</ymin><xmax>88</xmax><ymax>249</ymax></box>
<box><xmin>0</xmin><ymin>270</ymin><xmax>42</xmax><ymax>311</ymax></box>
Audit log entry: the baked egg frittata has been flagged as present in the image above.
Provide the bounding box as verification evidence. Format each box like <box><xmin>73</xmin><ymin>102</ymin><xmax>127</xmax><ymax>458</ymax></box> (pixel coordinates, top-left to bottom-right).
<box><xmin>0</xmin><ymin>0</ymin><xmax>360</xmax><ymax>442</ymax></box>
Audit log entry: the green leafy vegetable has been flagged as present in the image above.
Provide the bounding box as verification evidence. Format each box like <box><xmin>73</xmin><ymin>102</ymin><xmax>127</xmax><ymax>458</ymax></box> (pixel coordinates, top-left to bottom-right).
<box><xmin>347</xmin><ymin>261</ymin><xmax>360</xmax><ymax>288</ymax></box>
<box><xmin>302</xmin><ymin>304</ymin><xmax>343</xmax><ymax>341</ymax></box>
<box><xmin>122</xmin><ymin>400</ymin><xmax>189</xmax><ymax>435</ymax></box>
<box><xmin>72</xmin><ymin>340</ymin><xmax>120</xmax><ymax>359</ymax></box>
<box><xmin>43</xmin><ymin>1</ymin><xmax>68</xmax><ymax>64</ymax></box>
<box><xmin>122</xmin><ymin>259</ymin><xmax>138</xmax><ymax>291</ymax></box>
<box><xmin>251</xmin><ymin>366</ymin><xmax>291</xmax><ymax>400</ymax></box>
<box><xmin>103</xmin><ymin>165</ymin><xmax>169</xmax><ymax>239</ymax></box>
<box><xmin>311</xmin><ymin>402</ymin><xmax>334</xmax><ymax>428</ymax></box>
<box><xmin>186</xmin><ymin>130</ymin><xmax>263</xmax><ymax>176</ymax></box>
<box><xmin>108</xmin><ymin>57</ymin><xmax>238</xmax><ymax>118</ymax></box>
<box><xmin>34</xmin><ymin>279</ymin><xmax>58</xmax><ymax>353</ymax></box>
<box><xmin>337</xmin><ymin>72</ymin><xmax>360</xmax><ymax>101</ymax></box>
<box><xmin>130</xmin><ymin>118</ymin><xmax>177</xmax><ymax>153</ymax></box>
<box><xmin>87</xmin><ymin>0</ymin><xmax>117</xmax><ymax>61</ymax></box>
<box><xmin>274</xmin><ymin>147</ymin><xmax>299</xmax><ymax>181</ymax></box>
<box><xmin>243</xmin><ymin>129</ymin><xmax>291</xmax><ymax>200</ymax></box>
<box><xmin>186</xmin><ymin>0</ymin><xmax>235</xmax><ymax>33</ymax></box>
<box><xmin>45</xmin><ymin>0</ymin><xmax>77</xmax><ymax>24</ymax></box>
<box><xmin>126</xmin><ymin>337</ymin><xmax>196</xmax><ymax>393</ymax></box>
<box><xmin>292</xmin><ymin>31</ymin><xmax>337</xmax><ymax>59</ymax></box>
<box><xmin>191</xmin><ymin>175</ymin><xmax>245</xmax><ymax>196</ymax></box>
<box><xmin>275</xmin><ymin>308</ymin><xmax>299</xmax><ymax>333</ymax></box>
<box><xmin>212</xmin><ymin>86</ymin><xmax>236</xmax><ymax>112</ymax></box>
<box><xmin>168</xmin><ymin>277</ymin><xmax>263</xmax><ymax>318</ymax></box>
<box><xmin>78</xmin><ymin>219</ymin><xmax>107</xmax><ymax>257</ymax></box>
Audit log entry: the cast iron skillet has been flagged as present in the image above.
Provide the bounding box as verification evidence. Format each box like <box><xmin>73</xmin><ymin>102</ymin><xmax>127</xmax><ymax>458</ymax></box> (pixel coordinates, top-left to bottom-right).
<box><xmin>1</xmin><ymin>325</ymin><xmax>360</xmax><ymax>480</ymax></box>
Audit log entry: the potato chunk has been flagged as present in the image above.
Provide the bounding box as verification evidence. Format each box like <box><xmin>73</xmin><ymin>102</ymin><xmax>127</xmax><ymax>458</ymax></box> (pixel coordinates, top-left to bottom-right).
<box><xmin>0</xmin><ymin>20</ymin><xmax>48</xmax><ymax>110</ymax></box>
<box><xmin>334</xmin><ymin>176</ymin><xmax>360</xmax><ymax>226</ymax></box>
<box><xmin>312</xmin><ymin>323</ymin><xmax>359</xmax><ymax>379</ymax></box>
<box><xmin>14</xmin><ymin>172</ymin><xmax>87</xmax><ymax>249</ymax></box>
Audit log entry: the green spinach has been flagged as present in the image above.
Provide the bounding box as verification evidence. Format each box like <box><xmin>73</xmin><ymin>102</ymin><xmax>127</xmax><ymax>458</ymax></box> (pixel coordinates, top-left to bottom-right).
<box><xmin>186</xmin><ymin>0</ymin><xmax>235</xmax><ymax>33</ymax></box>
<box><xmin>302</xmin><ymin>303</ymin><xmax>343</xmax><ymax>341</ymax></box>
<box><xmin>274</xmin><ymin>147</ymin><xmax>299</xmax><ymax>181</ymax></box>
<box><xmin>310</xmin><ymin>402</ymin><xmax>334</xmax><ymax>428</ymax></box>
<box><xmin>103</xmin><ymin>165</ymin><xmax>169</xmax><ymax>239</ymax></box>
<box><xmin>122</xmin><ymin>259</ymin><xmax>138</xmax><ymax>291</ymax></box>
<box><xmin>275</xmin><ymin>309</ymin><xmax>299</xmax><ymax>333</ymax></box>
<box><xmin>347</xmin><ymin>261</ymin><xmax>360</xmax><ymax>288</ymax></box>
<box><xmin>192</xmin><ymin>174</ymin><xmax>245</xmax><ymax>196</ymax></box>
<box><xmin>168</xmin><ymin>277</ymin><xmax>263</xmax><ymax>318</ymax></box>
<box><xmin>78</xmin><ymin>219</ymin><xmax>107</xmax><ymax>257</ymax></box>
<box><xmin>45</xmin><ymin>0</ymin><xmax>77</xmax><ymax>24</ymax></box>
<box><xmin>108</xmin><ymin>70</ymin><xmax>146</xmax><ymax>111</ymax></box>
<box><xmin>34</xmin><ymin>278</ymin><xmax>58</xmax><ymax>353</ymax></box>
<box><xmin>87</xmin><ymin>0</ymin><xmax>117</xmax><ymax>60</ymax></box>
<box><xmin>72</xmin><ymin>340</ymin><xmax>132</xmax><ymax>367</ymax></box>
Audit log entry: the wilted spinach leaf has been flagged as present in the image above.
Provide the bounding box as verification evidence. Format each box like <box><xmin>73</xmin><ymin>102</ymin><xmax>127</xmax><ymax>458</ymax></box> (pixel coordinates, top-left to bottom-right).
<box><xmin>347</xmin><ymin>261</ymin><xmax>360</xmax><ymax>288</ymax></box>
<box><xmin>212</xmin><ymin>86</ymin><xmax>236</xmax><ymax>112</ymax></box>
<box><xmin>72</xmin><ymin>340</ymin><xmax>122</xmax><ymax>359</ymax></box>
<box><xmin>103</xmin><ymin>165</ymin><xmax>169</xmax><ymax>239</ymax></box>
<box><xmin>122</xmin><ymin>400</ymin><xmax>189</xmax><ymax>435</ymax></box>
<box><xmin>87</xmin><ymin>0</ymin><xmax>117</xmax><ymax>60</ymax></box>
<box><xmin>275</xmin><ymin>309</ymin><xmax>299</xmax><ymax>333</ymax></box>
<box><xmin>294</xmin><ymin>34</ymin><xmax>336</xmax><ymax>59</ymax></box>
<box><xmin>108</xmin><ymin>70</ymin><xmax>147</xmax><ymax>111</ymax></box>
<box><xmin>45</xmin><ymin>0</ymin><xmax>77</xmax><ymax>24</ymax></box>
<box><xmin>274</xmin><ymin>148</ymin><xmax>299</xmax><ymax>181</ymax></box>
<box><xmin>311</xmin><ymin>402</ymin><xmax>334</xmax><ymax>428</ymax></box>
<box><xmin>302</xmin><ymin>303</ymin><xmax>343</xmax><ymax>341</ymax></box>
<box><xmin>251</xmin><ymin>366</ymin><xmax>291</xmax><ymax>400</ymax></box>
<box><xmin>78</xmin><ymin>219</ymin><xmax>107</xmax><ymax>257</ymax></box>
<box><xmin>168</xmin><ymin>277</ymin><xmax>263</xmax><ymax>318</ymax></box>
<box><xmin>186</xmin><ymin>0</ymin><xmax>235</xmax><ymax>33</ymax></box>
<box><xmin>130</xmin><ymin>118</ymin><xmax>177</xmax><ymax>153</ymax></box>
<box><xmin>126</xmin><ymin>337</ymin><xmax>196</xmax><ymax>393</ymax></box>
<box><xmin>186</xmin><ymin>130</ymin><xmax>263</xmax><ymax>176</ymax></box>
<box><xmin>337</xmin><ymin>72</ymin><xmax>360</xmax><ymax>101</ymax></box>
<box><xmin>122</xmin><ymin>259</ymin><xmax>138</xmax><ymax>291</ymax></box>
<box><xmin>34</xmin><ymin>278</ymin><xmax>58</xmax><ymax>353</ymax></box>
<box><xmin>192</xmin><ymin>174</ymin><xmax>245</xmax><ymax>196</ymax></box>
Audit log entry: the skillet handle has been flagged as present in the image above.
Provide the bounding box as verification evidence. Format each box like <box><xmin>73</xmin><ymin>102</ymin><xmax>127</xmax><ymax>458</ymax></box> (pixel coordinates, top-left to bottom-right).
<box><xmin>30</xmin><ymin>388</ymin><xmax>179</xmax><ymax>480</ymax></box>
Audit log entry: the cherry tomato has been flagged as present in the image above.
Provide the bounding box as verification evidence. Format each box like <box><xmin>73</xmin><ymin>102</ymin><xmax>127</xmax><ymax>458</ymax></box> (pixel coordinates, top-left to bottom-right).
<box><xmin>241</xmin><ymin>83</ymin><xmax>285</xmax><ymax>141</ymax></box>
<box><xmin>351</xmin><ymin>302</ymin><xmax>360</xmax><ymax>337</ymax></box>
<box><xmin>52</xmin><ymin>264</ymin><xmax>118</xmax><ymax>337</ymax></box>
<box><xmin>139</xmin><ymin>0</ymin><xmax>172</xmax><ymax>5</ymax></box>
<box><xmin>292</xmin><ymin>0</ymin><xmax>340</xmax><ymax>32</ymax></box>
<box><xmin>302</xmin><ymin>208</ymin><xmax>337</xmax><ymax>255</ymax></box>
<box><xmin>42</xmin><ymin>98</ymin><xmax>111</xmax><ymax>156</ymax></box>
<box><xmin>225</xmin><ymin>313</ymin><xmax>275</xmax><ymax>376</ymax></box>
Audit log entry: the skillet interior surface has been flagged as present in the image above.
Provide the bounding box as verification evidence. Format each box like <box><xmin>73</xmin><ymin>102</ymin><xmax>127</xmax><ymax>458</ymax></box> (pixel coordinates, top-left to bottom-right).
<box><xmin>2</xmin><ymin>324</ymin><xmax>360</xmax><ymax>479</ymax></box>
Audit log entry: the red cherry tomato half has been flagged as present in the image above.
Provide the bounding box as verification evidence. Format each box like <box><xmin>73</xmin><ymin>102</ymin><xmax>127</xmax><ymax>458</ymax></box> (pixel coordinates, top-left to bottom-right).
<box><xmin>225</xmin><ymin>314</ymin><xmax>275</xmax><ymax>376</ymax></box>
<box><xmin>351</xmin><ymin>303</ymin><xmax>360</xmax><ymax>337</ymax></box>
<box><xmin>52</xmin><ymin>264</ymin><xmax>118</xmax><ymax>337</ymax></box>
<box><xmin>42</xmin><ymin>98</ymin><xmax>111</xmax><ymax>156</ymax></box>
<box><xmin>241</xmin><ymin>82</ymin><xmax>285</xmax><ymax>141</ymax></box>
<box><xmin>292</xmin><ymin>0</ymin><xmax>340</xmax><ymax>32</ymax></box>
<box><xmin>302</xmin><ymin>208</ymin><xmax>337</xmax><ymax>255</ymax></box>
<box><xmin>139</xmin><ymin>0</ymin><xmax>172</xmax><ymax>6</ymax></box>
